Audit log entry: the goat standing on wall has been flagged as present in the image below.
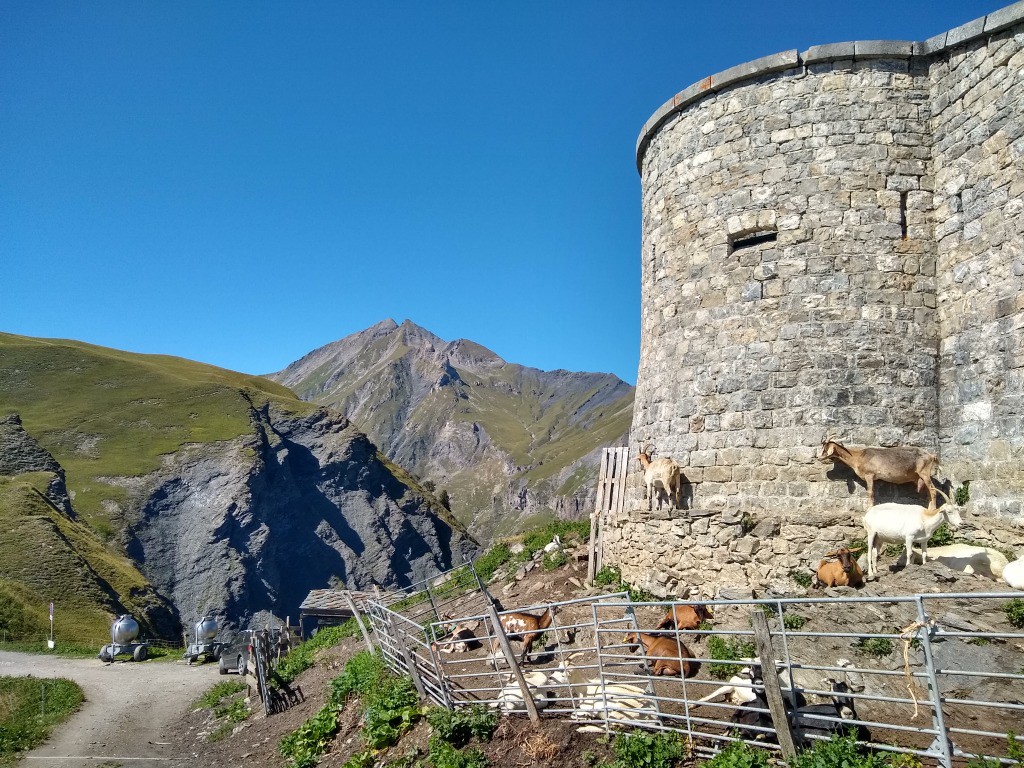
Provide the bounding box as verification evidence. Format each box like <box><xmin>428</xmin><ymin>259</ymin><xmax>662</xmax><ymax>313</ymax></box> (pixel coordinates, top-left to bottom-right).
<box><xmin>817</xmin><ymin>433</ymin><xmax>940</xmax><ymax>508</ymax></box>
<box><xmin>637</xmin><ymin>444</ymin><xmax>682</xmax><ymax>511</ymax></box>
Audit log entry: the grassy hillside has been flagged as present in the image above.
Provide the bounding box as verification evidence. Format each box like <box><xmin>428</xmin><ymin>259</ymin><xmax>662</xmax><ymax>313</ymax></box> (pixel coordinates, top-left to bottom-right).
<box><xmin>0</xmin><ymin>332</ymin><xmax>312</xmax><ymax>533</ymax></box>
<box><xmin>0</xmin><ymin>472</ymin><xmax>155</xmax><ymax>643</ymax></box>
<box><xmin>0</xmin><ymin>332</ymin><xmax>322</xmax><ymax>643</ymax></box>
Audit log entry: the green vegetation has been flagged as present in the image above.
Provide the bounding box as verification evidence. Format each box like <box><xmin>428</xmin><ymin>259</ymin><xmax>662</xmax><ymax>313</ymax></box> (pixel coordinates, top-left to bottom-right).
<box><xmin>790</xmin><ymin>570</ymin><xmax>813</xmax><ymax>588</ymax></box>
<box><xmin>963</xmin><ymin>731</ymin><xmax>1023</xmax><ymax>767</ymax></box>
<box><xmin>854</xmin><ymin>637</ymin><xmax>894</xmax><ymax>658</ymax></box>
<box><xmin>281</xmin><ymin>651</ymin><xmax>424</xmax><ymax>768</ymax></box>
<box><xmin>782</xmin><ymin>612</ymin><xmax>807</xmax><ymax>630</ymax></box>
<box><xmin>425</xmin><ymin>704</ymin><xmax>497</xmax><ymax>768</ymax></box>
<box><xmin>607</xmin><ymin>731</ymin><xmax>688</xmax><ymax>768</ymax></box>
<box><xmin>473</xmin><ymin>543</ymin><xmax>512</xmax><ymax>582</ymax></box>
<box><xmin>543</xmin><ymin>550</ymin><xmax>568</xmax><ymax>570</ymax></box>
<box><xmin>954</xmin><ymin>481</ymin><xmax>971</xmax><ymax>506</ymax></box>
<box><xmin>787</xmin><ymin>734</ymin><xmax>890</xmax><ymax>768</ymax></box>
<box><xmin>194</xmin><ymin>679</ymin><xmax>250</xmax><ymax>743</ymax></box>
<box><xmin>927</xmin><ymin>523</ymin><xmax>954</xmax><ymax>547</ymax></box>
<box><xmin>594</xmin><ymin>566</ymin><xmax>622</xmax><ymax>587</ymax></box>
<box><xmin>707</xmin><ymin>635</ymin><xmax>756</xmax><ymax>679</ymax></box>
<box><xmin>425</xmin><ymin>706</ymin><xmax>498</xmax><ymax>749</ymax></box>
<box><xmin>0</xmin><ymin>333</ymin><xmax>321</xmax><ymax>643</ymax></box>
<box><xmin>703</xmin><ymin>740</ymin><xmax>771</xmax><ymax>768</ymax></box>
<box><xmin>0</xmin><ymin>676</ymin><xmax>84</xmax><ymax>764</ymax></box>
<box><xmin>276</xmin><ymin>624</ymin><xmax>349</xmax><ymax>685</ymax></box>
<box><xmin>1004</xmin><ymin>599</ymin><xmax>1024</xmax><ymax>629</ymax></box>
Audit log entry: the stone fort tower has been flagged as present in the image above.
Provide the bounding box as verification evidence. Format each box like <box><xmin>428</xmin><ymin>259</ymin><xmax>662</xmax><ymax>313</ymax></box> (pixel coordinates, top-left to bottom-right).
<box><xmin>607</xmin><ymin>3</ymin><xmax>1024</xmax><ymax>596</ymax></box>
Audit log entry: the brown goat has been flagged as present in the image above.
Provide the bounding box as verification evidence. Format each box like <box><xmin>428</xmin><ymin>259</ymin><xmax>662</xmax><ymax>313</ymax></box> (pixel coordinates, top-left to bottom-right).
<box><xmin>818</xmin><ymin>435</ymin><xmax>939</xmax><ymax>508</ymax></box>
<box><xmin>637</xmin><ymin>444</ymin><xmax>682</xmax><ymax>511</ymax></box>
<box><xmin>655</xmin><ymin>603</ymin><xmax>713</xmax><ymax>632</ymax></box>
<box><xmin>623</xmin><ymin>631</ymin><xmax>699</xmax><ymax>677</ymax></box>
<box><xmin>814</xmin><ymin>547</ymin><xmax>865</xmax><ymax>588</ymax></box>
<box><xmin>493</xmin><ymin>606</ymin><xmax>557</xmax><ymax>664</ymax></box>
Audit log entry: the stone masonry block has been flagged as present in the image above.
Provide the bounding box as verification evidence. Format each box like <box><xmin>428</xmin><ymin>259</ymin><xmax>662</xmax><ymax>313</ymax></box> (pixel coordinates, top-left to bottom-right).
<box><xmin>984</xmin><ymin>2</ymin><xmax>1024</xmax><ymax>35</ymax></box>
<box><xmin>854</xmin><ymin>40</ymin><xmax>914</xmax><ymax>60</ymax></box>
<box><xmin>801</xmin><ymin>42</ymin><xmax>856</xmax><ymax>64</ymax></box>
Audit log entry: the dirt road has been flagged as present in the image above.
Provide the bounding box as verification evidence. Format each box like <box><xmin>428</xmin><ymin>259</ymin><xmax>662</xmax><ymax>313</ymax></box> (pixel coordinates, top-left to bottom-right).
<box><xmin>1</xmin><ymin>650</ymin><xmax>221</xmax><ymax>767</ymax></box>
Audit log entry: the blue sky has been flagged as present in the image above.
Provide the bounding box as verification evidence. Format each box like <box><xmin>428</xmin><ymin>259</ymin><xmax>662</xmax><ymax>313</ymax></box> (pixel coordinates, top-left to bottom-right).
<box><xmin>0</xmin><ymin>1</ymin><xmax>1002</xmax><ymax>384</ymax></box>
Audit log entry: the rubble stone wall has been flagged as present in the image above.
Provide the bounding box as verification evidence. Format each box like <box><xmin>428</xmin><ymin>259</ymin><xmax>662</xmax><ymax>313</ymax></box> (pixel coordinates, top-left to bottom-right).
<box><xmin>610</xmin><ymin>5</ymin><xmax>1024</xmax><ymax>596</ymax></box>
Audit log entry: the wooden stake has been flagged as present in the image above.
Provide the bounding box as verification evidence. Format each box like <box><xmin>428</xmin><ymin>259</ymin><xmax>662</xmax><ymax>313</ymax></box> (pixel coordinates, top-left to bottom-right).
<box><xmin>342</xmin><ymin>590</ymin><xmax>374</xmax><ymax>653</ymax></box>
<box><xmin>750</xmin><ymin>612</ymin><xmax>797</xmax><ymax>758</ymax></box>
<box><xmin>485</xmin><ymin>603</ymin><xmax>540</xmax><ymax>724</ymax></box>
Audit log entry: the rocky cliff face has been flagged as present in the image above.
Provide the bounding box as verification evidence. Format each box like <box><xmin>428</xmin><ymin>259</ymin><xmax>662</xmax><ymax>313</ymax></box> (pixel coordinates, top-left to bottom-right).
<box><xmin>117</xmin><ymin>403</ymin><xmax>476</xmax><ymax>632</ymax></box>
<box><xmin>0</xmin><ymin>413</ymin><xmax>73</xmax><ymax>516</ymax></box>
<box><xmin>270</xmin><ymin>319</ymin><xmax>635</xmax><ymax>542</ymax></box>
<box><xmin>1</xmin><ymin>332</ymin><xmax>478</xmax><ymax>640</ymax></box>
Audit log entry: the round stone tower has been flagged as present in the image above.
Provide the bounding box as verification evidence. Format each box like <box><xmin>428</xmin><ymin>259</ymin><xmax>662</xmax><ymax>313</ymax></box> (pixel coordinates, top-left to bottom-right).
<box><xmin>606</xmin><ymin>7</ymin><xmax>1024</xmax><ymax>596</ymax></box>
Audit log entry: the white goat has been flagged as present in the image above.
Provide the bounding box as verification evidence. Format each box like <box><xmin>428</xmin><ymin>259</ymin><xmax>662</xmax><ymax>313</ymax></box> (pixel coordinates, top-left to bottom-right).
<box><xmin>864</xmin><ymin>503</ymin><xmax>963</xmax><ymax>580</ymax></box>
<box><xmin>636</xmin><ymin>444</ymin><xmax>682</xmax><ymax>511</ymax></box>
<box><xmin>495</xmin><ymin>669</ymin><xmax>559</xmax><ymax>713</ymax></box>
<box><xmin>916</xmin><ymin>544</ymin><xmax>1009</xmax><ymax>580</ymax></box>
<box><xmin>1003</xmin><ymin>556</ymin><xmax>1024</xmax><ymax>590</ymax></box>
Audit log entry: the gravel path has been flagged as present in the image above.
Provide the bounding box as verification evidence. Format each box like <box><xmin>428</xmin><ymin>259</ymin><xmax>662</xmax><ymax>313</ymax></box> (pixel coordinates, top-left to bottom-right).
<box><xmin>1</xmin><ymin>650</ymin><xmax>221</xmax><ymax>767</ymax></box>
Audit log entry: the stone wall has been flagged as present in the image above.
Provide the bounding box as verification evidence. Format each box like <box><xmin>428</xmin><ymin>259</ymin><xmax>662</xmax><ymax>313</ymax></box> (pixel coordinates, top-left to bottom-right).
<box><xmin>609</xmin><ymin>4</ymin><xmax>1024</xmax><ymax>596</ymax></box>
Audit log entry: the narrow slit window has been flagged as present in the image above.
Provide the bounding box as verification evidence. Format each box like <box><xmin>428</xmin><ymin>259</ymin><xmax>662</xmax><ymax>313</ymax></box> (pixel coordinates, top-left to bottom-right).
<box><xmin>899</xmin><ymin>191</ymin><xmax>908</xmax><ymax>239</ymax></box>
<box><xmin>729</xmin><ymin>231</ymin><xmax>777</xmax><ymax>254</ymax></box>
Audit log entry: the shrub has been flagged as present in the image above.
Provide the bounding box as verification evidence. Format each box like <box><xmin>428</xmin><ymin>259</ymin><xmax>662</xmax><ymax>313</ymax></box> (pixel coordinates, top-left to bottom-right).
<box><xmin>543</xmin><ymin>550</ymin><xmax>569</xmax><ymax>570</ymax></box>
<box><xmin>928</xmin><ymin>523</ymin><xmax>954</xmax><ymax>547</ymax></box>
<box><xmin>279</xmin><ymin>706</ymin><xmax>340</xmax><ymax>768</ymax></box>
<box><xmin>782</xmin><ymin>612</ymin><xmax>807</xmax><ymax>630</ymax></box>
<box><xmin>426</xmin><ymin>705</ymin><xmax>499</xmax><ymax>748</ymax></box>
<box><xmin>428</xmin><ymin>737</ymin><xmax>489</xmax><ymax>768</ymax></box>
<box><xmin>1003</xmin><ymin>599</ymin><xmax>1024</xmax><ymax>629</ymax></box>
<box><xmin>329</xmin><ymin>650</ymin><xmax>387</xmax><ymax>704</ymax></box>
<box><xmin>703</xmin><ymin>740</ymin><xmax>771</xmax><ymax>768</ymax></box>
<box><xmin>788</xmin><ymin>734</ymin><xmax>888</xmax><ymax>768</ymax></box>
<box><xmin>707</xmin><ymin>635</ymin><xmax>756</xmax><ymax>679</ymax></box>
<box><xmin>361</xmin><ymin>676</ymin><xmax>421</xmax><ymax>749</ymax></box>
<box><xmin>854</xmin><ymin>637</ymin><xmax>894</xmax><ymax>658</ymax></box>
<box><xmin>594</xmin><ymin>566</ymin><xmax>621</xmax><ymax>587</ymax></box>
<box><xmin>610</xmin><ymin>731</ymin><xmax>687</xmax><ymax>768</ymax></box>
<box><xmin>276</xmin><ymin>624</ymin><xmax>349</xmax><ymax>684</ymax></box>
<box><xmin>474</xmin><ymin>543</ymin><xmax>513</xmax><ymax>582</ymax></box>
<box><xmin>954</xmin><ymin>480</ymin><xmax>971</xmax><ymax>506</ymax></box>
<box><xmin>790</xmin><ymin>570</ymin><xmax>813</xmax><ymax>588</ymax></box>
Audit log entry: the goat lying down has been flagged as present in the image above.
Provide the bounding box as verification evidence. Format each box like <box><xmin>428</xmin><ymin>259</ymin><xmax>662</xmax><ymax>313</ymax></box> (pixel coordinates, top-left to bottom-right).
<box><xmin>916</xmin><ymin>544</ymin><xmax>1010</xmax><ymax>580</ymax></box>
<box><xmin>1005</xmin><ymin>556</ymin><xmax>1024</xmax><ymax>589</ymax></box>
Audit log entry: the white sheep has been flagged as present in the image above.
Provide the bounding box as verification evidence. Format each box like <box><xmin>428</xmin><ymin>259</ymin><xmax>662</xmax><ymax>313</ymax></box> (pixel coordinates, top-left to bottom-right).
<box><xmin>1004</xmin><ymin>556</ymin><xmax>1024</xmax><ymax>590</ymax></box>
<box><xmin>864</xmin><ymin>502</ymin><xmax>963</xmax><ymax>580</ymax></box>
<box><xmin>916</xmin><ymin>544</ymin><xmax>1009</xmax><ymax>580</ymax></box>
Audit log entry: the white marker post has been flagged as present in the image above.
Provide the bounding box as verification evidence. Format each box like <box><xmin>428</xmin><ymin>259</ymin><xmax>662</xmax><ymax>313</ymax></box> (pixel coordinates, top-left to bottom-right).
<box><xmin>47</xmin><ymin>602</ymin><xmax>55</xmax><ymax>650</ymax></box>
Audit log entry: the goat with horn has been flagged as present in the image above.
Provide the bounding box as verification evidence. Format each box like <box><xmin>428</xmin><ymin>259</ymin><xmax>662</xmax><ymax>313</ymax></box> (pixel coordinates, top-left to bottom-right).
<box><xmin>817</xmin><ymin>431</ymin><xmax>941</xmax><ymax>508</ymax></box>
<box><xmin>636</xmin><ymin>444</ymin><xmax>682</xmax><ymax>511</ymax></box>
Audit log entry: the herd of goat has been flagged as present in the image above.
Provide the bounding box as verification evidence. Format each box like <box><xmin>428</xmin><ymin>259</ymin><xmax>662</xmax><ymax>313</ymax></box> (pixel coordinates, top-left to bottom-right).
<box><xmin>638</xmin><ymin>436</ymin><xmax>1024</xmax><ymax>590</ymax></box>
<box><xmin>430</xmin><ymin>600</ymin><xmax>873</xmax><ymax>747</ymax></box>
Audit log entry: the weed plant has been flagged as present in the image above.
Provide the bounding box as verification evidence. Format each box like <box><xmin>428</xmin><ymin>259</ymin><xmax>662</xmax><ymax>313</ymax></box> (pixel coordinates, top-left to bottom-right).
<box><xmin>276</xmin><ymin>624</ymin><xmax>348</xmax><ymax>684</ymax></box>
<box><xmin>195</xmin><ymin>680</ymin><xmax>246</xmax><ymax>709</ymax></box>
<box><xmin>702</xmin><ymin>740</ymin><xmax>771</xmax><ymax>768</ymax></box>
<box><xmin>1004</xmin><ymin>599</ymin><xmax>1024</xmax><ymax>629</ymax></box>
<box><xmin>782</xmin><ymin>612</ymin><xmax>807</xmax><ymax>630</ymax></box>
<box><xmin>789</xmin><ymin>570</ymin><xmax>813</xmax><ymax>588</ymax></box>
<box><xmin>854</xmin><ymin>637</ymin><xmax>894</xmax><ymax>658</ymax></box>
<box><xmin>425</xmin><ymin>706</ymin><xmax>498</xmax><ymax>748</ymax></box>
<box><xmin>609</xmin><ymin>731</ymin><xmax>687</xmax><ymax>768</ymax></box>
<box><xmin>427</xmin><ymin>737</ymin><xmax>488</xmax><ymax>768</ymax></box>
<box><xmin>707</xmin><ymin>636</ymin><xmax>756</xmax><ymax>679</ymax></box>
<box><xmin>788</xmin><ymin>734</ymin><xmax>890</xmax><ymax>768</ymax></box>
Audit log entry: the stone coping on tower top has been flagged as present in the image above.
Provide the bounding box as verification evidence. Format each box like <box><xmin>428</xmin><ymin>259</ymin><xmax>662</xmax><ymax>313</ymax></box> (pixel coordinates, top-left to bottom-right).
<box><xmin>635</xmin><ymin>0</ymin><xmax>1024</xmax><ymax>172</ymax></box>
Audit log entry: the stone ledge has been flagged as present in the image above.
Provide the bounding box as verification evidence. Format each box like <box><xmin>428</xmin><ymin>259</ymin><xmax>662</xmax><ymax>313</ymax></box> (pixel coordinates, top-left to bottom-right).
<box><xmin>636</xmin><ymin>1</ymin><xmax>1024</xmax><ymax>171</ymax></box>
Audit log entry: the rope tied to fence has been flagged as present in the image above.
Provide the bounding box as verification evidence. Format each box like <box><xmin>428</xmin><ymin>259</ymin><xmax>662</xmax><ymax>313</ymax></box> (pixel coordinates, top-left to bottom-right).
<box><xmin>898</xmin><ymin>618</ymin><xmax>934</xmax><ymax>719</ymax></box>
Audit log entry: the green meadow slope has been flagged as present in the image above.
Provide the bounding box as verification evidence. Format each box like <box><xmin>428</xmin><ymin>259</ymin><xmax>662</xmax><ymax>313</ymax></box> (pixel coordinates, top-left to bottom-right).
<box><xmin>0</xmin><ymin>333</ymin><xmax>475</xmax><ymax>643</ymax></box>
<box><xmin>0</xmin><ymin>332</ymin><xmax>307</xmax><ymax>535</ymax></box>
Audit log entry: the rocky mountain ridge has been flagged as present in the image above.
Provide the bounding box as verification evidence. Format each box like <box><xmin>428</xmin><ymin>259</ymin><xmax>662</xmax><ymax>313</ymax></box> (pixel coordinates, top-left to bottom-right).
<box><xmin>270</xmin><ymin>319</ymin><xmax>635</xmax><ymax>542</ymax></box>
<box><xmin>0</xmin><ymin>332</ymin><xmax>476</xmax><ymax>641</ymax></box>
